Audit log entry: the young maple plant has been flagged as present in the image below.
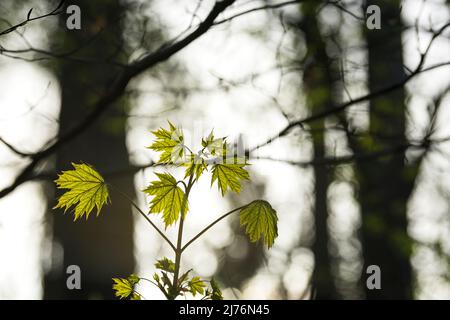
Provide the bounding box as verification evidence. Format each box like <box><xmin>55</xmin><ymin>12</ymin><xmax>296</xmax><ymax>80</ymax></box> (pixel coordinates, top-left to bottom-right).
<box><xmin>53</xmin><ymin>122</ymin><xmax>278</xmax><ymax>300</ymax></box>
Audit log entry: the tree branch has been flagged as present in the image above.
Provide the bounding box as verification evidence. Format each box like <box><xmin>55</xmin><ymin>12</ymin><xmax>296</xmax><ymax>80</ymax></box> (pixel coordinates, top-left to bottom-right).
<box><xmin>0</xmin><ymin>0</ymin><xmax>236</xmax><ymax>199</ymax></box>
<box><xmin>0</xmin><ymin>137</ymin><xmax>34</xmax><ymax>157</ymax></box>
<box><xmin>247</xmin><ymin>61</ymin><xmax>450</xmax><ymax>154</ymax></box>
<box><xmin>0</xmin><ymin>0</ymin><xmax>65</xmax><ymax>37</ymax></box>
<box><xmin>247</xmin><ymin>22</ymin><xmax>450</xmax><ymax>154</ymax></box>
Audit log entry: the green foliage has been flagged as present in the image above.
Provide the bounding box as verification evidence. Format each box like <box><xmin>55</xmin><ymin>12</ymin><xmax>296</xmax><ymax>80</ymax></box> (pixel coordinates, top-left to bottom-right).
<box><xmin>188</xmin><ymin>276</ymin><xmax>206</xmax><ymax>296</ymax></box>
<box><xmin>148</xmin><ymin>121</ymin><xmax>185</xmax><ymax>164</ymax></box>
<box><xmin>155</xmin><ymin>257</ymin><xmax>176</xmax><ymax>273</ymax></box>
<box><xmin>211</xmin><ymin>161</ymin><xmax>250</xmax><ymax>196</ymax></box>
<box><xmin>184</xmin><ymin>153</ymin><xmax>207</xmax><ymax>180</ymax></box>
<box><xmin>151</xmin><ymin>262</ymin><xmax>221</xmax><ymax>300</ymax></box>
<box><xmin>207</xmin><ymin>278</ymin><xmax>223</xmax><ymax>300</ymax></box>
<box><xmin>55</xmin><ymin>123</ymin><xmax>279</xmax><ymax>300</ymax></box>
<box><xmin>207</xmin><ymin>136</ymin><xmax>250</xmax><ymax>196</ymax></box>
<box><xmin>240</xmin><ymin>200</ymin><xmax>278</xmax><ymax>248</ymax></box>
<box><xmin>112</xmin><ymin>274</ymin><xmax>141</xmax><ymax>300</ymax></box>
<box><xmin>152</xmin><ymin>269</ymin><xmax>173</xmax><ymax>298</ymax></box>
<box><xmin>201</xmin><ymin>130</ymin><xmax>223</xmax><ymax>155</ymax></box>
<box><xmin>54</xmin><ymin>163</ymin><xmax>109</xmax><ymax>220</ymax></box>
<box><xmin>143</xmin><ymin>172</ymin><xmax>187</xmax><ymax>228</ymax></box>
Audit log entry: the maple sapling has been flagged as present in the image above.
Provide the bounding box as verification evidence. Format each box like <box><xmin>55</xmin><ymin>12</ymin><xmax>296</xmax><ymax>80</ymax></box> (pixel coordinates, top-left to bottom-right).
<box><xmin>53</xmin><ymin>121</ymin><xmax>278</xmax><ymax>300</ymax></box>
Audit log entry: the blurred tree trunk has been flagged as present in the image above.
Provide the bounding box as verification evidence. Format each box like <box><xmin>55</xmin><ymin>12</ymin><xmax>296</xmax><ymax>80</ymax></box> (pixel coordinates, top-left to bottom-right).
<box><xmin>354</xmin><ymin>0</ymin><xmax>417</xmax><ymax>299</ymax></box>
<box><xmin>44</xmin><ymin>0</ymin><xmax>135</xmax><ymax>299</ymax></box>
<box><xmin>299</xmin><ymin>3</ymin><xmax>339</xmax><ymax>299</ymax></box>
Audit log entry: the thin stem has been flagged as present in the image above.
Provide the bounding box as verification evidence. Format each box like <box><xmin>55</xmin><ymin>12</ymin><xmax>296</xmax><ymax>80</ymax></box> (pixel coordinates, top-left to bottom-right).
<box><xmin>134</xmin><ymin>290</ymin><xmax>147</xmax><ymax>300</ymax></box>
<box><xmin>110</xmin><ymin>185</ymin><xmax>176</xmax><ymax>252</ymax></box>
<box><xmin>140</xmin><ymin>277</ymin><xmax>167</xmax><ymax>297</ymax></box>
<box><xmin>140</xmin><ymin>277</ymin><xmax>170</xmax><ymax>299</ymax></box>
<box><xmin>181</xmin><ymin>204</ymin><xmax>248</xmax><ymax>253</ymax></box>
<box><xmin>140</xmin><ymin>277</ymin><xmax>157</xmax><ymax>285</ymax></box>
<box><xmin>178</xmin><ymin>180</ymin><xmax>188</xmax><ymax>190</ymax></box>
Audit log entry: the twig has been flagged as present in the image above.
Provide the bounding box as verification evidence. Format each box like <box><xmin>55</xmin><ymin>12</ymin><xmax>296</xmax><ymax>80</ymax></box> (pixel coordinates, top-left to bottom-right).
<box><xmin>0</xmin><ymin>0</ymin><xmax>65</xmax><ymax>37</ymax></box>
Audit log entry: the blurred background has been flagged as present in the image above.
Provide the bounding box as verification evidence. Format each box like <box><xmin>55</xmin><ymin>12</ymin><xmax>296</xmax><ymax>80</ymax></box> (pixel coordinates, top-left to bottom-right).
<box><xmin>0</xmin><ymin>0</ymin><xmax>449</xmax><ymax>299</ymax></box>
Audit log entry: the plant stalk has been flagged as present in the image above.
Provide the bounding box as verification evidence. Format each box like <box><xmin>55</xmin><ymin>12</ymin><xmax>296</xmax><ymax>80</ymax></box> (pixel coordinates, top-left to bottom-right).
<box><xmin>170</xmin><ymin>173</ymin><xmax>194</xmax><ymax>299</ymax></box>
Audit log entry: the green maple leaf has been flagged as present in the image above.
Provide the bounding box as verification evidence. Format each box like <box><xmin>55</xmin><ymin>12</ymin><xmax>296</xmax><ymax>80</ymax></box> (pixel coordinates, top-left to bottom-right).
<box><xmin>201</xmin><ymin>130</ymin><xmax>215</xmax><ymax>148</ymax></box>
<box><xmin>210</xmin><ymin>139</ymin><xmax>249</xmax><ymax>196</ymax></box>
<box><xmin>148</xmin><ymin>121</ymin><xmax>185</xmax><ymax>164</ymax></box>
<box><xmin>130</xmin><ymin>293</ymin><xmax>141</xmax><ymax>300</ymax></box>
<box><xmin>210</xmin><ymin>278</ymin><xmax>223</xmax><ymax>300</ymax></box>
<box><xmin>211</xmin><ymin>160</ymin><xmax>249</xmax><ymax>196</ymax></box>
<box><xmin>188</xmin><ymin>276</ymin><xmax>206</xmax><ymax>296</ymax></box>
<box><xmin>155</xmin><ymin>257</ymin><xmax>176</xmax><ymax>273</ymax></box>
<box><xmin>143</xmin><ymin>172</ymin><xmax>187</xmax><ymax>227</ymax></box>
<box><xmin>112</xmin><ymin>274</ymin><xmax>140</xmax><ymax>300</ymax></box>
<box><xmin>202</xmin><ymin>130</ymin><xmax>224</xmax><ymax>156</ymax></box>
<box><xmin>184</xmin><ymin>153</ymin><xmax>207</xmax><ymax>180</ymax></box>
<box><xmin>240</xmin><ymin>200</ymin><xmax>278</xmax><ymax>248</ymax></box>
<box><xmin>54</xmin><ymin>162</ymin><xmax>109</xmax><ymax>220</ymax></box>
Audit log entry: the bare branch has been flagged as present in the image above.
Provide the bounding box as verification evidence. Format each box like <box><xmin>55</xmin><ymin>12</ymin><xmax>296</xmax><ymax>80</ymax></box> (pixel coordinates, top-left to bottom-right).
<box><xmin>0</xmin><ymin>0</ymin><xmax>236</xmax><ymax>199</ymax></box>
<box><xmin>0</xmin><ymin>0</ymin><xmax>65</xmax><ymax>37</ymax></box>
<box><xmin>247</xmin><ymin>21</ymin><xmax>450</xmax><ymax>154</ymax></box>
<box><xmin>214</xmin><ymin>0</ymin><xmax>305</xmax><ymax>26</ymax></box>
<box><xmin>0</xmin><ymin>137</ymin><xmax>33</xmax><ymax>157</ymax></box>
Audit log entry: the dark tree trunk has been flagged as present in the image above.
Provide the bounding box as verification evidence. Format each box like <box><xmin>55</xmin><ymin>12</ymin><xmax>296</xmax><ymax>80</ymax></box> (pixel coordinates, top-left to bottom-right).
<box><xmin>44</xmin><ymin>0</ymin><xmax>135</xmax><ymax>299</ymax></box>
<box><xmin>299</xmin><ymin>2</ymin><xmax>339</xmax><ymax>299</ymax></box>
<box><xmin>355</xmin><ymin>0</ymin><xmax>416</xmax><ymax>299</ymax></box>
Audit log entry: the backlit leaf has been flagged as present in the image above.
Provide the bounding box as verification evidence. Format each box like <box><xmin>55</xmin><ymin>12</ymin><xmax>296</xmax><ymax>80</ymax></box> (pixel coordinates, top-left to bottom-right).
<box><xmin>188</xmin><ymin>276</ymin><xmax>206</xmax><ymax>296</ymax></box>
<box><xmin>112</xmin><ymin>274</ymin><xmax>140</xmax><ymax>300</ymax></box>
<box><xmin>210</xmin><ymin>278</ymin><xmax>223</xmax><ymax>300</ymax></box>
<box><xmin>184</xmin><ymin>153</ymin><xmax>207</xmax><ymax>180</ymax></box>
<box><xmin>148</xmin><ymin>121</ymin><xmax>185</xmax><ymax>164</ymax></box>
<box><xmin>240</xmin><ymin>200</ymin><xmax>278</xmax><ymax>248</ymax></box>
<box><xmin>155</xmin><ymin>257</ymin><xmax>176</xmax><ymax>273</ymax></box>
<box><xmin>202</xmin><ymin>130</ymin><xmax>224</xmax><ymax>156</ymax></box>
<box><xmin>211</xmin><ymin>160</ymin><xmax>249</xmax><ymax>196</ymax></box>
<box><xmin>144</xmin><ymin>172</ymin><xmax>187</xmax><ymax>227</ymax></box>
